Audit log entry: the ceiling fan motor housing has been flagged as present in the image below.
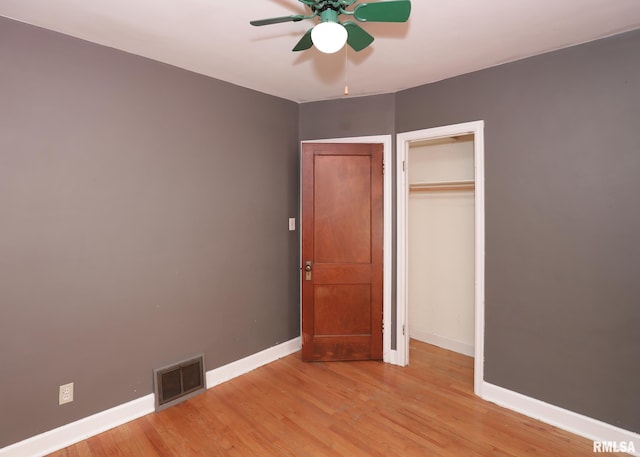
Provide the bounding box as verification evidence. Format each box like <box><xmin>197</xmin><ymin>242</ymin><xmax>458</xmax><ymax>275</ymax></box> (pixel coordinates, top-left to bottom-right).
<box><xmin>310</xmin><ymin>1</ymin><xmax>347</xmax><ymax>15</ymax></box>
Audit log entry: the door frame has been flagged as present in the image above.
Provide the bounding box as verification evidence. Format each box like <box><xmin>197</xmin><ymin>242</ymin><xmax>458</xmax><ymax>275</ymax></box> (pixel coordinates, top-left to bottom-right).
<box><xmin>396</xmin><ymin>121</ymin><xmax>485</xmax><ymax>396</ymax></box>
<box><xmin>301</xmin><ymin>135</ymin><xmax>393</xmax><ymax>363</ymax></box>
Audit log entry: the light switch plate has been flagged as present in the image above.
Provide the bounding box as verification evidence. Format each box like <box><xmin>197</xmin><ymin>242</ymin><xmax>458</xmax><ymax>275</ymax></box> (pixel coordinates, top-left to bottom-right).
<box><xmin>288</xmin><ymin>218</ymin><xmax>295</xmax><ymax>231</ymax></box>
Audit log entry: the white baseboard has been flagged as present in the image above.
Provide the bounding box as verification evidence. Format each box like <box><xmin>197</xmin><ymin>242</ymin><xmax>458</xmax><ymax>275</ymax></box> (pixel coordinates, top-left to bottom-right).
<box><xmin>0</xmin><ymin>394</ymin><xmax>155</xmax><ymax>457</ymax></box>
<box><xmin>206</xmin><ymin>337</ymin><xmax>301</xmax><ymax>388</ymax></box>
<box><xmin>0</xmin><ymin>337</ymin><xmax>302</xmax><ymax>457</ymax></box>
<box><xmin>410</xmin><ymin>330</ymin><xmax>474</xmax><ymax>357</ymax></box>
<box><xmin>482</xmin><ymin>382</ymin><xmax>640</xmax><ymax>457</ymax></box>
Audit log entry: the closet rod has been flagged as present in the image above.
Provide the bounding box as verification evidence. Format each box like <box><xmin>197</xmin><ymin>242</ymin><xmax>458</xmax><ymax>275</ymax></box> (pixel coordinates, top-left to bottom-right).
<box><xmin>410</xmin><ymin>180</ymin><xmax>475</xmax><ymax>192</ymax></box>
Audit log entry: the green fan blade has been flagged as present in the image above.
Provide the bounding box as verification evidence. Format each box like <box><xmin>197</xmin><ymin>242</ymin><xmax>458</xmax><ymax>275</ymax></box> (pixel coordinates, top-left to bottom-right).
<box><xmin>250</xmin><ymin>15</ymin><xmax>304</xmax><ymax>26</ymax></box>
<box><xmin>344</xmin><ymin>22</ymin><xmax>374</xmax><ymax>52</ymax></box>
<box><xmin>354</xmin><ymin>0</ymin><xmax>411</xmax><ymax>22</ymax></box>
<box><xmin>293</xmin><ymin>29</ymin><xmax>313</xmax><ymax>52</ymax></box>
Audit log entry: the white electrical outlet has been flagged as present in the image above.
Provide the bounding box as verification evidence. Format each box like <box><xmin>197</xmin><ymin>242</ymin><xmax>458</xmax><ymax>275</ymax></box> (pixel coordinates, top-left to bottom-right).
<box><xmin>288</xmin><ymin>218</ymin><xmax>296</xmax><ymax>231</ymax></box>
<box><xmin>59</xmin><ymin>382</ymin><xmax>74</xmax><ymax>405</ymax></box>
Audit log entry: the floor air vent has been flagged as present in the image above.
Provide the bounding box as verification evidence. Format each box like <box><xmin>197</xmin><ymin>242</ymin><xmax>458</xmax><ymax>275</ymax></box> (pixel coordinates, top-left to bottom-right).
<box><xmin>154</xmin><ymin>354</ymin><xmax>205</xmax><ymax>411</ymax></box>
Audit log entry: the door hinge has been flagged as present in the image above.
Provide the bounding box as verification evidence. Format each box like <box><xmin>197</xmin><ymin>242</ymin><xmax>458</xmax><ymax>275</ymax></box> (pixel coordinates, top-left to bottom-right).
<box><xmin>402</xmin><ymin>324</ymin><xmax>406</xmax><ymax>336</ymax></box>
<box><xmin>382</xmin><ymin>160</ymin><xmax>385</xmax><ymax>175</ymax></box>
<box><xmin>402</xmin><ymin>160</ymin><xmax>406</xmax><ymax>172</ymax></box>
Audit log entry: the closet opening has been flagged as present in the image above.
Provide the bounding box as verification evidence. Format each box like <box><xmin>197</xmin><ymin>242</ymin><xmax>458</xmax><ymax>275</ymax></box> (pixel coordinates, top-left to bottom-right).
<box><xmin>408</xmin><ymin>134</ymin><xmax>475</xmax><ymax>357</ymax></box>
<box><xmin>396</xmin><ymin>121</ymin><xmax>485</xmax><ymax>397</ymax></box>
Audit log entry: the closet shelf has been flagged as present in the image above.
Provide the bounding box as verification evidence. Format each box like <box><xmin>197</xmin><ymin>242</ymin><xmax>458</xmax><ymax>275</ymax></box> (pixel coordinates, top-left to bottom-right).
<box><xmin>409</xmin><ymin>180</ymin><xmax>475</xmax><ymax>192</ymax></box>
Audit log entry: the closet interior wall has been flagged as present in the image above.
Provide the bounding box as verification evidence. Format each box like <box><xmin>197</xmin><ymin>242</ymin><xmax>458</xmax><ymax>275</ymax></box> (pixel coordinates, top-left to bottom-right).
<box><xmin>408</xmin><ymin>135</ymin><xmax>475</xmax><ymax>357</ymax></box>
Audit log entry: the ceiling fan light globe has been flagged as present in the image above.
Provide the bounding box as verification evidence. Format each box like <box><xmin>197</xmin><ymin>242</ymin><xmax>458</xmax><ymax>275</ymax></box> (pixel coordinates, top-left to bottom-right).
<box><xmin>311</xmin><ymin>22</ymin><xmax>347</xmax><ymax>54</ymax></box>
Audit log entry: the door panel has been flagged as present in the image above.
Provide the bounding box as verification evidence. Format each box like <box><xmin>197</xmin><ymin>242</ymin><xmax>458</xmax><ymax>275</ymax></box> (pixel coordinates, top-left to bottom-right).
<box><xmin>301</xmin><ymin>142</ymin><xmax>383</xmax><ymax>361</ymax></box>
<box><xmin>314</xmin><ymin>284</ymin><xmax>371</xmax><ymax>335</ymax></box>
<box><xmin>314</xmin><ymin>155</ymin><xmax>372</xmax><ymax>264</ymax></box>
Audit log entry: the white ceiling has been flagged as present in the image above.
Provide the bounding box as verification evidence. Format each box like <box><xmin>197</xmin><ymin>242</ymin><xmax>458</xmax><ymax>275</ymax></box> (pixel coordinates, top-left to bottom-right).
<box><xmin>2</xmin><ymin>0</ymin><xmax>640</xmax><ymax>103</ymax></box>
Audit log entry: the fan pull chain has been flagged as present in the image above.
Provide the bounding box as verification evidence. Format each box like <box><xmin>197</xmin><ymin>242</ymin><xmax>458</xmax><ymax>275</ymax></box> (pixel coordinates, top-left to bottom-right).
<box><xmin>344</xmin><ymin>45</ymin><xmax>350</xmax><ymax>96</ymax></box>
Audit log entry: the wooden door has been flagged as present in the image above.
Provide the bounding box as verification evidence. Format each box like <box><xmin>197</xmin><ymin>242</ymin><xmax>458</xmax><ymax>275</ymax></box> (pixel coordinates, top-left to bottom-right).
<box><xmin>301</xmin><ymin>142</ymin><xmax>383</xmax><ymax>361</ymax></box>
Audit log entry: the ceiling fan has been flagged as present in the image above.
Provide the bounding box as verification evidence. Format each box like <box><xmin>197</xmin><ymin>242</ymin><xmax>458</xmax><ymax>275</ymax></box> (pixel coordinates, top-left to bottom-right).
<box><xmin>250</xmin><ymin>0</ymin><xmax>411</xmax><ymax>54</ymax></box>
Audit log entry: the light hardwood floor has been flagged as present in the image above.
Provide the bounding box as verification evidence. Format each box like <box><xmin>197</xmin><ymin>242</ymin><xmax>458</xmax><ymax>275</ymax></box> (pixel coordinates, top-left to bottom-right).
<box><xmin>47</xmin><ymin>340</ymin><xmax>624</xmax><ymax>456</ymax></box>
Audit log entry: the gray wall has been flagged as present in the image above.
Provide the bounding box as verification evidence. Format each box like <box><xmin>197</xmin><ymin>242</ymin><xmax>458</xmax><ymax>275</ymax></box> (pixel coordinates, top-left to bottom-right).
<box><xmin>299</xmin><ymin>93</ymin><xmax>395</xmax><ymax>141</ymax></box>
<box><xmin>396</xmin><ymin>30</ymin><xmax>640</xmax><ymax>432</ymax></box>
<box><xmin>0</xmin><ymin>17</ymin><xmax>299</xmax><ymax>447</ymax></box>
